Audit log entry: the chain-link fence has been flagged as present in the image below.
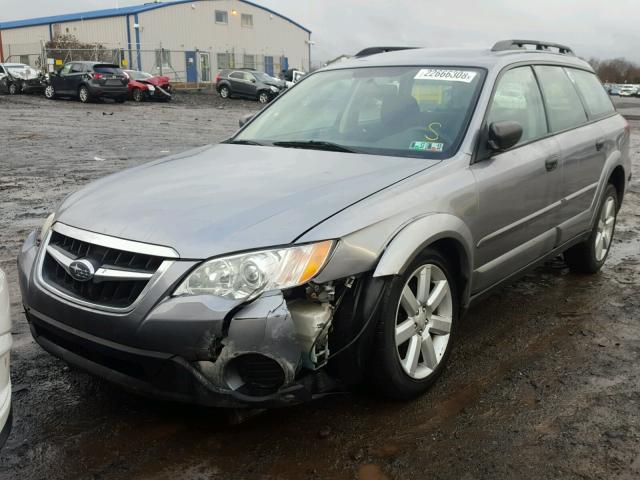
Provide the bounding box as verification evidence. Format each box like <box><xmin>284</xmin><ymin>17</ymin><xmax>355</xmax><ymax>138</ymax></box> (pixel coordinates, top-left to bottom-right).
<box><xmin>3</xmin><ymin>41</ymin><xmax>298</xmax><ymax>88</ymax></box>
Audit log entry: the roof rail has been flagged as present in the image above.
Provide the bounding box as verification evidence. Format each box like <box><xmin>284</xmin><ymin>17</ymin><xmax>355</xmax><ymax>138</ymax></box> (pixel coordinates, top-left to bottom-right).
<box><xmin>491</xmin><ymin>39</ymin><xmax>574</xmax><ymax>56</ymax></box>
<box><xmin>354</xmin><ymin>46</ymin><xmax>419</xmax><ymax>58</ymax></box>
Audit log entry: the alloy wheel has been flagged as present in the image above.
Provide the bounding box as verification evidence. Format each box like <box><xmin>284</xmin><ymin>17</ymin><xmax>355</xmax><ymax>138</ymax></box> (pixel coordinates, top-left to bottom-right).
<box><xmin>595</xmin><ymin>195</ymin><xmax>616</xmax><ymax>262</ymax></box>
<box><xmin>394</xmin><ymin>264</ymin><xmax>453</xmax><ymax>380</ymax></box>
<box><xmin>259</xmin><ymin>92</ymin><xmax>269</xmax><ymax>104</ymax></box>
<box><xmin>44</xmin><ymin>85</ymin><xmax>55</xmax><ymax>99</ymax></box>
<box><xmin>79</xmin><ymin>87</ymin><xmax>89</xmax><ymax>103</ymax></box>
<box><xmin>220</xmin><ymin>87</ymin><xmax>229</xmax><ymax>98</ymax></box>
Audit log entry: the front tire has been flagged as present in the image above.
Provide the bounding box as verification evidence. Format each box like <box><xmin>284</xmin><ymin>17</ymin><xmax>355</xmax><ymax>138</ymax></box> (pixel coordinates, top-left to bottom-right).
<box><xmin>132</xmin><ymin>88</ymin><xmax>145</xmax><ymax>102</ymax></box>
<box><xmin>564</xmin><ymin>183</ymin><xmax>618</xmax><ymax>273</ymax></box>
<box><xmin>78</xmin><ymin>86</ymin><xmax>91</xmax><ymax>103</ymax></box>
<box><xmin>369</xmin><ymin>249</ymin><xmax>459</xmax><ymax>399</ymax></box>
<box><xmin>258</xmin><ymin>91</ymin><xmax>270</xmax><ymax>104</ymax></box>
<box><xmin>44</xmin><ymin>85</ymin><xmax>56</xmax><ymax>99</ymax></box>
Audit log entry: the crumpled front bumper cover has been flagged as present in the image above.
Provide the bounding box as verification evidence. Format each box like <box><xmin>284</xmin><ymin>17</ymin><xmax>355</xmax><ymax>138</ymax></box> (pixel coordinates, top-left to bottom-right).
<box><xmin>19</xmin><ymin>229</ymin><xmax>336</xmax><ymax>408</ymax></box>
<box><xmin>26</xmin><ymin>308</ymin><xmax>323</xmax><ymax>408</ymax></box>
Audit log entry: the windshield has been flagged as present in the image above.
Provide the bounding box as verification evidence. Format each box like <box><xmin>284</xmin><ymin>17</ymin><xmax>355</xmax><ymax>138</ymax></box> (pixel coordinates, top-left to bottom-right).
<box><xmin>236</xmin><ymin>66</ymin><xmax>485</xmax><ymax>158</ymax></box>
<box><xmin>126</xmin><ymin>70</ymin><xmax>153</xmax><ymax>80</ymax></box>
<box><xmin>253</xmin><ymin>71</ymin><xmax>277</xmax><ymax>83</ymax></box>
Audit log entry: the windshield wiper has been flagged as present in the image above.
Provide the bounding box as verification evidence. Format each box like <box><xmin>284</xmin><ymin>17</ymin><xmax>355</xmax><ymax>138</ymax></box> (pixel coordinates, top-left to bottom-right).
<box><xmin>272</xmin><ymin>140</ymin><xmax>358</xmax><ymax>153</ymax></box>
<box><xmin>224</xmin><ymin>139</ymin><xmax>265</xmax><ymax>146</ymax></box>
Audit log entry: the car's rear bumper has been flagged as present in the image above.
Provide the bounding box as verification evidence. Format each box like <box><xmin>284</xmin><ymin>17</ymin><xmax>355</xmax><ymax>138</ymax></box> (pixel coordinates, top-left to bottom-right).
<box><xmin>87</xmin><ymin>84</ymin><xmax>128</xmax><ymax>98</ymax></box>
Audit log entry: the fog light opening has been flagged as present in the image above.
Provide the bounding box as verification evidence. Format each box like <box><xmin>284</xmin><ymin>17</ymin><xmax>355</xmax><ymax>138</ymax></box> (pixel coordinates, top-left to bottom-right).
<box><xmin>224</xmin><ymin>353</ymin><xmax>285</xmax><ymax>396</ymax></box>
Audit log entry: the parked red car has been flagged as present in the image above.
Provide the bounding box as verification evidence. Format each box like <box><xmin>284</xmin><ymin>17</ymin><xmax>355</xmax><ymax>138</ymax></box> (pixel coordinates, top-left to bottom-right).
<box><xmin>124</xmin><ymin>70</ymin><xmax>172</xmax><ymax>102</ymax></box>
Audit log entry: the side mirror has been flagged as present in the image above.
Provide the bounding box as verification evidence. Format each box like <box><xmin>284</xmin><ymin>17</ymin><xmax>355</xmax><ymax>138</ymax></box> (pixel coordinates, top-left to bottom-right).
<box><xmin>239</xmin><ymin>113</ymin><xmax>254</xmax><ymax>127</ymax></box>
<box><xmin>487</xmin><ymin>121</ymin><xmax>523</xmax><ymax>152</ymax></box>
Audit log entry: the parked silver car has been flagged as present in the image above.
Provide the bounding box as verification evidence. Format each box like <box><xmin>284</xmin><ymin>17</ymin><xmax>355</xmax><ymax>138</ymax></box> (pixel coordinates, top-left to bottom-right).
<box><xmin>18</xmin><ymin>40</ymin><xmax>630</xmax><ymax>407</ymax></box>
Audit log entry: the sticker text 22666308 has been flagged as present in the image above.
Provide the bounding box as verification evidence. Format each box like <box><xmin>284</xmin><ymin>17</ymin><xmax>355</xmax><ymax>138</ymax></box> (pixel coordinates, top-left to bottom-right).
<box><xmin>414</xmin><ymin>69</ymin><xmax>477</xmax><ymax>83</ymax></box>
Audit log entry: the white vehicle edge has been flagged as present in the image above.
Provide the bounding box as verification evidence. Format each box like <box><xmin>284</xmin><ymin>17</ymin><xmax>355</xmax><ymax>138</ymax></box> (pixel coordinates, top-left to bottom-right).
<box><xmin>0</xmin><ymin>269</ymin><xmax>11</xmax><ymax>448</ymax></box>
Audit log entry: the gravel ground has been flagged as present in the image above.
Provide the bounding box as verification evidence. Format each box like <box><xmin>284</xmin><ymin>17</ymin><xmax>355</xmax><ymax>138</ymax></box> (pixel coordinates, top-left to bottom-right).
<box><xmin>0</xmin><ymin>92</ymin><xmax>639</xmax><ymax>480</ymax></box>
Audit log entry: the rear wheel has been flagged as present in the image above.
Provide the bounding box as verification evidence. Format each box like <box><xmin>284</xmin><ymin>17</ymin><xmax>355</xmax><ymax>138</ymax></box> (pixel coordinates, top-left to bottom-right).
<box><xmin>78</xmin><ymin>86</ymin><xmax>91</xmax><ymax>103</ymax></box>
<box><xmin>258</xmin><ymin>91</ymin><xmax>270</xmax><ymax>104</ymax></box>
<box><xmin>564</xmin><ymin>183</ymin><xmax>618</xmax><ymax>273</ymax></box>
<box><xmin>219</xmin><ymin>86</ymin><xmax>230</xmax><ymax>99</ymax></box>
<box><xmin>132</xmin><ymin>88</ymin><xmax>145</xmax><ymax>102</ymax></box>
<box><xmin>369</xmin><ymin>249</ymin><xmax>459</xmax><ymax>399</ymax></box>
<box><xmin>44</xmin><ymin>85</ymin><xmax>56</xmax><ymax>99</ymax></box>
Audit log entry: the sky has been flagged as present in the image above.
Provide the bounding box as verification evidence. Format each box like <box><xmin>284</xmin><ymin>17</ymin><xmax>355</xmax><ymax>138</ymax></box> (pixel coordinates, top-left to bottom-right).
<box><xmin>2</xmin><ymin>0</ymin><xmax>639</xmax><ymax>65</ymax></box>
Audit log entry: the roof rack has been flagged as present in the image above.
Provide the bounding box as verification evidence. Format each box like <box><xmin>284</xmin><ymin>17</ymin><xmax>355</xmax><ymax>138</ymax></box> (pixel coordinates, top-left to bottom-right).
<box><xmin>491</xmin><ymin>39</ymin><xmax>574</xmax><ymax>56</ymax></box>
<box><xmin>354</xmin><ymin>46</ymin><xmax>419</xmax><ymax>58</ymax></box>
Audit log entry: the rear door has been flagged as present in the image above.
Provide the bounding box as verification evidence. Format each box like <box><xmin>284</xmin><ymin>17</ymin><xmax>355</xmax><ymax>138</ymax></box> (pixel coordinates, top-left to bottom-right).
<box><xmin>67</xmin><ymin>62</ymin><xmax>86</xmax><ymax>95</ymax></box>
<box><xmin>471</xmin><ymin>65</ymin><xmax>562</xmax><ymax>293</ymax></box>
<box><xmin>533</xmin><ymin>65</ymin><xmax>607</xmax><ymax>242</ymax></box>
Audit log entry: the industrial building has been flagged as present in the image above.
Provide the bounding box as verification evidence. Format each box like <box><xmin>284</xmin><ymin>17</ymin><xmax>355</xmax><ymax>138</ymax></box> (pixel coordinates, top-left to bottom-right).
<box><xmin>0</xmin><ymin>0</ymin><xmax>311</xmax><ymax>82</ymax></box>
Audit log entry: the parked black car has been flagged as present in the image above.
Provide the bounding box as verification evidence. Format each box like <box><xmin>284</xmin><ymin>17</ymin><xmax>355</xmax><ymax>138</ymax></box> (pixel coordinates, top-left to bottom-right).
<box><xmin>0</xmin><ymin>63</ymin><xmax>46</xmax><ymax>95</ymax></box>
<box><xmin>215</xmin><ymin>69</ymin><xmax>285</xmax><ymax>103</ymax></box>
<box><xmin>44</xmin><ymin>62</ymin><xmax>129</xmax><ymax>103</ymax></box>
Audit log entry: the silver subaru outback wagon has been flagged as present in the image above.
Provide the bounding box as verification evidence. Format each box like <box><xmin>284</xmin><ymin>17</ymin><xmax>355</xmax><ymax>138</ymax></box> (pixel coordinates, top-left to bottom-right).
<box><xmin>18</xmin><ymin>40</ymin><xmax>630</xmax><ymax>407</ymax></box>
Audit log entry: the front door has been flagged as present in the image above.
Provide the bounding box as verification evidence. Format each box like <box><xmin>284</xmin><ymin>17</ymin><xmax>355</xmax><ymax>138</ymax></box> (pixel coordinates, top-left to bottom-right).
<box><xmin>470</xmin><ymin>65</ymin><xmax>563</xmax><ymax>293</ymax></box>
<box><xmin>185</xmin><ymin>51</ymin><xmax>198</xmax><ymax>83</ymax></box>
<box><xmin>53</xmin><ymin>63</ymin><xmax>74</xmax><ymax>94</ymax></box>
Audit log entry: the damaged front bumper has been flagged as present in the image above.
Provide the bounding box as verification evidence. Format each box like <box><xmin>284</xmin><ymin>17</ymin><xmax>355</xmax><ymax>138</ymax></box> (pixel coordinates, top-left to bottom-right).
<box><xmin>18</xmin><ymin>230</ymin><xmax>337</xmax><ymax>408</ymax></box>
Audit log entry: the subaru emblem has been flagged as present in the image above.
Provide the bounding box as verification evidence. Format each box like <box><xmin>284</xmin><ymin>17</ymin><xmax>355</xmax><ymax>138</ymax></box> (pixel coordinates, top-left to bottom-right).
<box><xmin>68</xmin><ymin>259</ymin><xmax>95</xmax><ymax>282</ymax></box>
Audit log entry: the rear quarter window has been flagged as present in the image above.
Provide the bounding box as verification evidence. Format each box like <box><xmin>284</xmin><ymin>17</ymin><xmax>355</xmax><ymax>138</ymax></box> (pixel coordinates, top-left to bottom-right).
<box><xmin>534</xmin><ymin>65</ymin><xmax>588</xmax><ymax>133</ymax></box>
<box><xmin>565</xmin><ymin>68</ymin><xmax>615</xmax><ymax>119</ymax></box>
<box><xmin>94</xmin><ymin>66</ymin><xmax>124</xmax><ymax>75</ymax></box>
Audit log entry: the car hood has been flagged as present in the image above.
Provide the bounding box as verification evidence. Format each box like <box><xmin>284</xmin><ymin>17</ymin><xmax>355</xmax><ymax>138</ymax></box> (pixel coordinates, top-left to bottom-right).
<box><xmin>143</xmin><ymin>76</ymin><xmax>170</xmax><ymax>86</ymax></box>
<box><xmin>56</xmin><ymin>144</ymin><xmax>438</xmax><ymax>258</ymax></box>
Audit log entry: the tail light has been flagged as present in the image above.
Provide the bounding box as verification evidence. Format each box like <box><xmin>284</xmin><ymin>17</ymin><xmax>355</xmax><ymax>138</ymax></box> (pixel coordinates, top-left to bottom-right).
<box><xmin>90</xmin><ymin>72</ymin><xmax>104</xmax><ymax>80</ymax></box>
<box><xmin>215</xmin><ymin>74</ymin><xmax>221</xmax><ymax>83</ymax></box>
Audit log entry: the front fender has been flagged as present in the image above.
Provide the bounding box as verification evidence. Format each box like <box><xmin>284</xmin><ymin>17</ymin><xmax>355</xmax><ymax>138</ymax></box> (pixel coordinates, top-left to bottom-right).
<box><xmin>372</xmin><ymin>213</ymin><xmax>474</xmax><ymax>304</ymax></box>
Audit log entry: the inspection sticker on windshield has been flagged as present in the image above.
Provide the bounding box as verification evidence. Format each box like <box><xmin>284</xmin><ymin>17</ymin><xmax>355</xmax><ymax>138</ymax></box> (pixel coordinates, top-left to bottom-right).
<box><xmin>414</xmin><ymin>69</ymin><xmax>477</xmax><ymax>83</ymax></box>
<box><xmin>410</xmin><ymin>141</ymin><xmax>444</xmax><ymax>152</ymax></box>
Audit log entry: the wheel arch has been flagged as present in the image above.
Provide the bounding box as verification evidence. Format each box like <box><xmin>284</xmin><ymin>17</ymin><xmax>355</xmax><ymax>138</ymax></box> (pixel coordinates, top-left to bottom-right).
<box><xmin>373</xmin><ymin>214</ymin><xmax>474</xmax><ymax>307</ymax></box>
<box><xmin>608</xmin><ymin>165</ymin><xmax>626</xmax><ymax>209</ymax></box>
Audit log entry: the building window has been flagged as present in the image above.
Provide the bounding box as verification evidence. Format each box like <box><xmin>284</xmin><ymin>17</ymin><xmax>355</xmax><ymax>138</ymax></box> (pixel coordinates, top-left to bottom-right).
<box><xmin>243</xmin><ymin>54</ymin><xmax>255</xmax><ymax>69</ymax></box>
<box><xmin>241</xmin><ymin>14</ymin><xmax>253</xmax><ymax>28</ymax></box>
<box><xmin>215</xmin><ymin>10</ymin><xmax>228</xmax><ymax>24</ymax></box>
<box><xmin>217</xmin><ymin>53</ymin><xmax>231</xmax><ymax>69</ymax></box>
<box><xmin>52</xmin><ymin>23</ymin><xmax>61</xmax><ymax>37</ymax></box>
<box><xmin>155</xmin><ymin>49</ymin><xmax>171</xmax><ymax>69</ymax></box>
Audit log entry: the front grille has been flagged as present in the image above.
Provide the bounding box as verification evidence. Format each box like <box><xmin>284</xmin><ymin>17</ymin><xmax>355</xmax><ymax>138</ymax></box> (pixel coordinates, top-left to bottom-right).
<box><xmin>41</xmin><ymin>230</ymin><xmax>165</xmax><ymax>309</ymax></box>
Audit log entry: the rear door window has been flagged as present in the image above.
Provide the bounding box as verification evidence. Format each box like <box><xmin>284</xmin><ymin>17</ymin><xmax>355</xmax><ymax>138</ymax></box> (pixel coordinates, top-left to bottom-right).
<box><xmin>534</xmin><ymin>65</ymin><xmax>588</xmax><ymax>132</ymax></box>
<box><xmin>486</xmin><ymin>66</ymin><xmax>548</xmax><ymax>145</ymax></box>
<box><xmin>565</xmin><ymin>68</ymin><xmax>615</xmax><ymax>119</ymax></box>
<box><xmin>70</xmin><ymin>63</ymin><xmax>84</xmax><ymax>74</ymax></box>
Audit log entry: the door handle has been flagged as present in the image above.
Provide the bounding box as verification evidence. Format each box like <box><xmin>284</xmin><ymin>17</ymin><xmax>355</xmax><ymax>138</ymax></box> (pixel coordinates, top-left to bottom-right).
<box><xmin>595</xmin><ymin>138</ymin><xmax>605</xmax><ymax>151</ymax></box>
<box><xmin>545</xmin><ymin>156</ymin><xmax>559</xmax><ymax>172</ymax></box>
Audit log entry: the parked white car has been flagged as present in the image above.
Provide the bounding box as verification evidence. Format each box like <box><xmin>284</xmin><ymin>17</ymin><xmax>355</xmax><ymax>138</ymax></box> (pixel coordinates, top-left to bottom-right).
<box><xmin>618</xmin><ymin>84</ymin><xmax>639</xmax><ymax>97</ymax></box>
<box><xmin>0</xmin><ymin>269</ymin><xmax>11</xmax><ymax>448</ymax></box>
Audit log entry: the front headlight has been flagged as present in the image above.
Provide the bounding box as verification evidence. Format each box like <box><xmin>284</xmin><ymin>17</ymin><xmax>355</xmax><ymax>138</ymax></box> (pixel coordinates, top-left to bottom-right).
<box><xmin>174</xmin><ymin>240</ymin><xmax>334</xmax><ymax>300</ymax></box>
<box><xmin>147</xmin><ymin>85</ymin><xmax>156</xmax><ymax>91</ymax></box>
<box><xmin>269</xmin><ymin>85</ymin><xmax>278</xmax><ymax>92</ymax></box>
<box><xmin>38</xmin><ymin>213</ymin><xmax>55</xmax><ymax>245</ymax></box>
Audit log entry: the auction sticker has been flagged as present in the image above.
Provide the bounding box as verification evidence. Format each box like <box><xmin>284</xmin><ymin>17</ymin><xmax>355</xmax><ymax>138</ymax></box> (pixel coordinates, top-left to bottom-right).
<box><xmin>410</xmin><ymin>141</ymin><xmax>444</xmax><ymax>152</ymax></box>
<box><xmin>414</xmin><ymin>69</ymin><xmax>477</xmax><ymax>83</ymax></box>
